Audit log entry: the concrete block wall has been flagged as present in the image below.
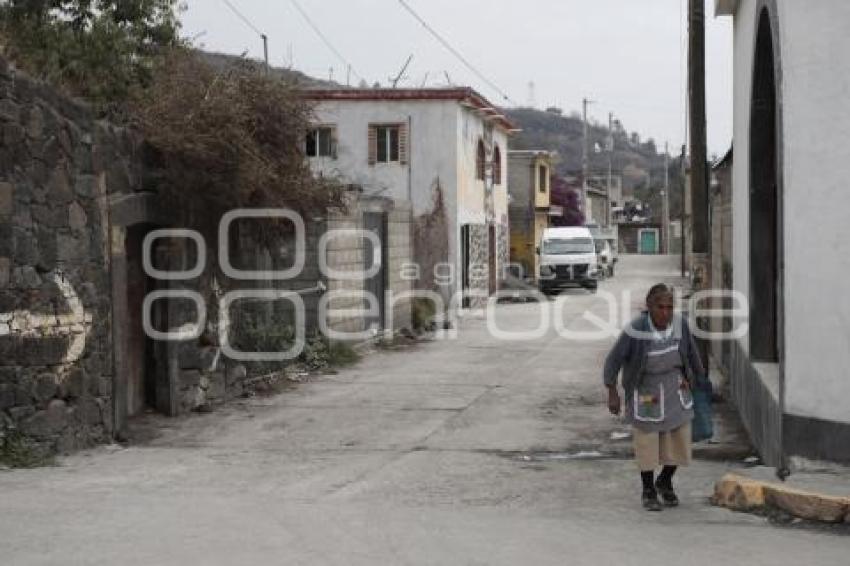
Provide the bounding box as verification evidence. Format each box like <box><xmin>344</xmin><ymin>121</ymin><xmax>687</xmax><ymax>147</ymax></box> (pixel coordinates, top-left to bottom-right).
<box><xmin>323</xmin><ymin>210</ymin><xmax>367</xmax><ymax>336</ymax></box>
<box><xmin>386</xmin><ymin>204</ymin><xmax>413</xmax><ymax>332</ymax></box>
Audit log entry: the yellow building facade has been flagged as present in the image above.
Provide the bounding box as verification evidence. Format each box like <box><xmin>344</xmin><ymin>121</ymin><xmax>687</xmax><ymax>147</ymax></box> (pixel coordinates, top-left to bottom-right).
<box><xmin>507</xmin><ymin>150</ymin><xmax>554</xmax><ymax>281</ymax></box>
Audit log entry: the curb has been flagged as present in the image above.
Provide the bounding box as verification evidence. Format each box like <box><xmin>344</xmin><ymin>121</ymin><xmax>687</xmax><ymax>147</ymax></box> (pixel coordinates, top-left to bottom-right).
<box><xmin>712</xmin><ymin>473</ymin><xmax>850</xmax><ymax>524</ymax></box>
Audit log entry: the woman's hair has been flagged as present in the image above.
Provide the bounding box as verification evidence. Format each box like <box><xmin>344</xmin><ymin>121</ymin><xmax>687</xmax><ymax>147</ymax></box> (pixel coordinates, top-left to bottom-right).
<box><xmin>646</xmin><ymin>283</ymin><xmax>674</xmax><ymax>304</ymax></box>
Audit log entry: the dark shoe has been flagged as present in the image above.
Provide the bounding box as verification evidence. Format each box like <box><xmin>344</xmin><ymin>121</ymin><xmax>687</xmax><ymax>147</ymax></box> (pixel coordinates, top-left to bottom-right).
<box><xmin>655</xmin><ymin>481</ymin><xmax>679</xmax><ymax>507</ymax></box>
<box><xmin>642</xmin><ymin>489</ymin><xmax>662</xmax><ymax>511</ymax></box>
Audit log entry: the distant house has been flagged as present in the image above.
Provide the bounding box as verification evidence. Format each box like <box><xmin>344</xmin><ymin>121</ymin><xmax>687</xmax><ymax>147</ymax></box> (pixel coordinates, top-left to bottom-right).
<box><xmin>302</xmin><ymin>88</ymin><xmax>519</xmax><ymax>309</ymax></box>
<box><xmin>507</xmin><ymin>150</ymin><xmax>556</xmax><ymax>281</ymax></box>
<box><xmin>586</xmin><ymin>186</ymin><xmax>608</xmax><ymax>228</ymax></box>
<box><xmin>585</xmin><ymin>175</ymin><xmax>623</xmax><ymax>229</ymax></box>
<box><xmin>716</xmin><ymin>0</ymin><xmax>850</xmax><ymax>465</ymax></box>
<box><xmin>617</xmin><ymin>221</ymin><xmax>662</xmax><ymax>255</ymax></box>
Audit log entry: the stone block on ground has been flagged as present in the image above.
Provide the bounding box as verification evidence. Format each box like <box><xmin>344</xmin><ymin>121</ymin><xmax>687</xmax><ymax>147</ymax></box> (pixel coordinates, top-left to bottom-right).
<box><xmin>713</xmin><ymin>471</ymin><xmax>850</xmax><ymax>524</ymax></box>
<box><xmin>712</xmin><ymin>473</ymin><xmax>766</xmax><ymax>511</ymax></box>
<box><xmin>762</xmin><ymin>484</ymin><xmax>850</xmax><ymax>523</ymax></box>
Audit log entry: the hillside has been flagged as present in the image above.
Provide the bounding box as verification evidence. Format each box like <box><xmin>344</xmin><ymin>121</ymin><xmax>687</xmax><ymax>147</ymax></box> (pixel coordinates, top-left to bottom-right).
<box><xmin>197</xmin><ymin>50</ymin><xmax>337</xmax><ymax>88</ymax></box>
<box><xmin>505</xmin><ymin>107</ymin><xmax>685</xmax><ymax>220</ymax></box>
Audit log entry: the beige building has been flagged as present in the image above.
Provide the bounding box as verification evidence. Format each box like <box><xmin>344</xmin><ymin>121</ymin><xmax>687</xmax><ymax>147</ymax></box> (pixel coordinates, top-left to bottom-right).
<box><xmin>507</xmin><ymin>150</ymin><xmax>555</xmax><ymax>281</ymax></box>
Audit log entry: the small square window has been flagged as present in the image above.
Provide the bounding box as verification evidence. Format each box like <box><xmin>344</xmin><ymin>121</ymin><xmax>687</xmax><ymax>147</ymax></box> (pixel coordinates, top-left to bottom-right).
<box><xmin>306</xmin><ymin>127</ymin><xmax>335</xmax><ymax>158</ymax></box>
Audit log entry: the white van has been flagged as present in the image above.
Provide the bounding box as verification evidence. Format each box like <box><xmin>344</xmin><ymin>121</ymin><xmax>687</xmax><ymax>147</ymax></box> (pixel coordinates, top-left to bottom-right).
<box><xmin>537</xmin><ymin>226</ymin><xmax>600</xmax><ymax>293</ymax></box>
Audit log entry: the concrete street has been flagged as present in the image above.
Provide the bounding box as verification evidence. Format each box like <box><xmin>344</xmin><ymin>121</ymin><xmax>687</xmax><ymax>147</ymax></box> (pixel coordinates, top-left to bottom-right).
<box><xmin>1</xmin><ymin>255</ymin><xmax>846</xmax><ymax>565</ymax></box>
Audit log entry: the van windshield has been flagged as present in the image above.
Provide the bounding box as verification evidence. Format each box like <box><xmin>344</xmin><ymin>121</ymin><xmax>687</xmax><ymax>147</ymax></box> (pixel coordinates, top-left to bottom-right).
<box><xmin>542</xmin><ymin>237</ymin><xmax>595</xmax><ymax>255</ymax></box>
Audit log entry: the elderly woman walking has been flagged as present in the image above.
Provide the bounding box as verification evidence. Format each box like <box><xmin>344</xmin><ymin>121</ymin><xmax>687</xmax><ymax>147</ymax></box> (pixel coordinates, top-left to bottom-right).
<box><xmin>603</xmin><ymin>283</ymin><xmax>706</xmax><ymax>511</ymax></box>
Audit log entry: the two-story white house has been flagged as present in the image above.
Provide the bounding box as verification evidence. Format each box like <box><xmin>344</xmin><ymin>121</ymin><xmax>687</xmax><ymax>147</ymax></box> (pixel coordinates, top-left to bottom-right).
<box><xmin>715</xmin><ymin>0</ymin><xmax>850</xmax><ymax>466</ymax></box>
<box><xmin>302</xmin><ymin>88</ymin><xmax>518</xmax><ymax>309</ymax></box>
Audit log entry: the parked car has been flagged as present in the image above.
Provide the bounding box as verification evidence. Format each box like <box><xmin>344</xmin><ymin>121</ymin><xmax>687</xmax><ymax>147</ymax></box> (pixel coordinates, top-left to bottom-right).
<box><xmin>537</xmin><ymin>226</ymin><xmax>600</xmax><ymax>294</ymax></box>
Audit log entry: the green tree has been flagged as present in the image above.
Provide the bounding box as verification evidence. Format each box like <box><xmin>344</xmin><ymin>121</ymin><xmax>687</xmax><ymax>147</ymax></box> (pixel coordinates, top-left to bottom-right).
<box><xmin>0</xmin><ymin>0</ymin><xmax>182</xmax><ymax>113</ymax></box>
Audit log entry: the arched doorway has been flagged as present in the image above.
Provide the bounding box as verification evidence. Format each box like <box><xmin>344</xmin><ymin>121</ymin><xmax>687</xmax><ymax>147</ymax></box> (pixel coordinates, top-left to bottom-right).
<box><xmin>749</xmin><ymin>8</ymin><xmax>782</xmax><ymax>362</ymax></box>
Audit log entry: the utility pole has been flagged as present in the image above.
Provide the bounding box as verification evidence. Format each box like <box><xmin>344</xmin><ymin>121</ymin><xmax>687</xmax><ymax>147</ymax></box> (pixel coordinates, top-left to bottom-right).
<box><xmin>680</xmin><ymin>144</ymin><xmax>687</xmax><ymax>277</ymax></box>
<box><xmin>688</xmin><ymin>0</ymin><xmax>710</xmax><ymax>272</ymax></box>
<box><xmin>663</xmin><ymin>142</ymin><xmax>671</xmax><ymax>254</ymax></box>
<box><xmin>582</xmin><ymin>97</ymin><xmax>594</xmax><ymax>222</ymax></box>
<box><xmin>607</xmin><ymin>112</ymin><xmax>614</xmax><ymax>228</ymax></box>
<box><xmin>261</xmin><ymin>34</ymin><xmax>269</xmax><ymax>73</ymax></box>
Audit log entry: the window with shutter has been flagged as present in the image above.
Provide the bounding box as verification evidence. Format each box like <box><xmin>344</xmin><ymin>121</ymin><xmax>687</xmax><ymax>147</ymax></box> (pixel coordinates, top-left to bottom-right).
<box><xmin>369</xmin><ymin>123</ymin><xmax>406</xmax><ymax>164</ymax></box>
<box><xmin>398</xmin><ymin>123</ymin><xmax>408</xmax><ymax>164</ymax></box>
<box><xmin>368</xmin><ymin>126</ymin><xmax>378</xmax><ymax>165</ymax></box>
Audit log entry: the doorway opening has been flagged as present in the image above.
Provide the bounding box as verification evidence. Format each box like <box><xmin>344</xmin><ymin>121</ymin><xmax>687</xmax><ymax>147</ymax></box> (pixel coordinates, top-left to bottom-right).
<box><xmin>124</xmin><ymin>224</ymin><xmax>168</xmax><ymax>416</ymax></box>
<box><xmin>749</xmin><ymin>8</ymin><xmax>781</xmax><ymax>363</ymax></box>
<box><xmin>363</xmin><ymin>212</ymin><xmax>388</xmax><ymax>330</ymax></box>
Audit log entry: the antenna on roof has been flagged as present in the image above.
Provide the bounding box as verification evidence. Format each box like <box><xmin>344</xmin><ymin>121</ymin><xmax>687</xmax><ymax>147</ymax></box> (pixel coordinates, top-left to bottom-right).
<box><xmin>390</xmin><ymin>54</ymin><xmax>414</xmax><ymax>88</ymax></box>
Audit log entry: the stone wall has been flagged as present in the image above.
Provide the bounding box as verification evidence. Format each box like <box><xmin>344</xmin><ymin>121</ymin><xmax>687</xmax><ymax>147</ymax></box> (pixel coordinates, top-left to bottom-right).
<box><xmin>0</xmin><ymin>58</ymin><xmax>134</xmax><ymax>455</ymax></box>
<box><xmin>497</xmin><ymin>216</ymin><xmax>509</xmax><ymax>284</ymax></box>
<box><xmin>0</xmin><ymin>59</ymin><xmax>415</xmax><ymax>455</ymax></box>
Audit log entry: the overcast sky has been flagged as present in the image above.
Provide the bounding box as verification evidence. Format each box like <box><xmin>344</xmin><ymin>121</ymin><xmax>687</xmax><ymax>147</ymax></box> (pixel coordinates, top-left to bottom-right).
<box><xmin>181</xmin><ymin>0</ymin><xmax>733</xmax><ymax>155</ymax></box>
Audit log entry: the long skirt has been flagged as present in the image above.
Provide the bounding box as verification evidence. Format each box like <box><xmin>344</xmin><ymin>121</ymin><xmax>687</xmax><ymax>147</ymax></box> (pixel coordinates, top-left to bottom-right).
<box><xmin>632</xmin><ymin>422</ymin><xmax>692</xmax><ymax>471</ymax></box>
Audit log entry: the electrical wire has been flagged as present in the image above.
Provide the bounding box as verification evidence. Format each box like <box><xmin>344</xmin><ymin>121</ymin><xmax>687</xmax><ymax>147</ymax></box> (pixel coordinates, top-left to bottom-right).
<box><xmin>397</xmin><ymin>0</ymin><xmax>516</xmax><ymax>105</ymax></box>
<box><xmin>221</xmin><ymin>0</ymin><xmax>265</xmax><ymax>37</ymax></box>
<box><xmin>289</xmin><ymin>0</ymin><xmax>363</xmax><ymax>83</ymax></box>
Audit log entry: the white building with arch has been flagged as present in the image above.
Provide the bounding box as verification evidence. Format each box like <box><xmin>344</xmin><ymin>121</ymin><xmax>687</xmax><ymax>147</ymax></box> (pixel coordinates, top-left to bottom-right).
<box><xmin>716</xmin><ymin>0</ymin><xmax>850</xmax><ymax>466</ymax></box>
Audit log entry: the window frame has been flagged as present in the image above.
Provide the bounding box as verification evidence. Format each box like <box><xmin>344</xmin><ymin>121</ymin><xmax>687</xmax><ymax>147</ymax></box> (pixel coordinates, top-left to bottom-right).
<box><xmin>476</xmin><ymin>139</ymin><xmax>486</xmax><ymax>181</ymax></box>
<box><xmin>538</xmin><ymin>164</ymin><xmax>548</xmax><ymax>193</ymax></box>
<box><xmin>375</xmin><ymin>125</ymin><xmax>401</xmax><ymax>163</ymax></box>
<box><xmin>305</xmin><ymin>126</ymin><xmax>336</xmax><ymax>158</ymax></box>
<box><xmin>492</xmin><ymin>145</ymin><xmax>502</xmax><ymax>185</ymax></box>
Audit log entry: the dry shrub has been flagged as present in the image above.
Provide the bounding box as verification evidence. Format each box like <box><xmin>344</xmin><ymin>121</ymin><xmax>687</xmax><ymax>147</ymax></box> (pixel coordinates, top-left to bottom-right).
<box><xmin>129</xmin><ymin>49</ymin><xmax>346</xmax><ymax>230</ymax></box>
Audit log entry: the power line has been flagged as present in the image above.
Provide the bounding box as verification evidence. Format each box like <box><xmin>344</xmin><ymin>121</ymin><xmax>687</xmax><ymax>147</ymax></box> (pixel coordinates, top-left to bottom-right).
<box><xmin>221</xmin><ymin>0</ymin><xmax>264</xmax><ymax>37</ymax></box>
<box><xmin>220</xmin><ymin>0</ymin><xmax>268</xmax><ymax>69</ymax></box>
<box><xmin>289</xmin><ymin>0</ymin><xmax>363</xmax><ymax>83</ymax></box>
<box><xmin>397</xmin><ymin>0</ymin><xmax>516</xmax><ymax>105</ymax></box>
